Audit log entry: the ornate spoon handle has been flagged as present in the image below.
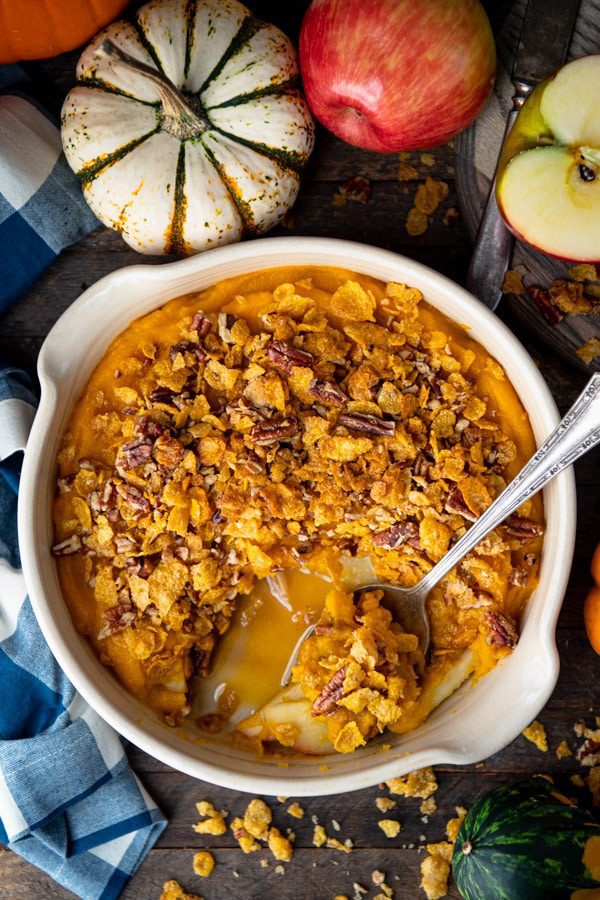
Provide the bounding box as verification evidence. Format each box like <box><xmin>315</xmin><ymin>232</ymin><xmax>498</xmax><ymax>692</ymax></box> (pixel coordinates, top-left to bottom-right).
<box><xmin>411</xmin><ymin>374</ymin><xmax>600</xmax><ymax>598</ymax></box>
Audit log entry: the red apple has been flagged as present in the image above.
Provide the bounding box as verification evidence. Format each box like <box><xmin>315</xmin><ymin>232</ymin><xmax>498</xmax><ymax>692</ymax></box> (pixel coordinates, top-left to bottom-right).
<box><xmin>299</xmin><ymin>0</ymin><xmax>496</xmax><ymax>152</ymax></box>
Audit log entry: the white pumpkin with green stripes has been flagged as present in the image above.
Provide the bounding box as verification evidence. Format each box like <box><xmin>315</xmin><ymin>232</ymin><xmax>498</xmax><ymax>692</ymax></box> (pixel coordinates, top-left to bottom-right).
<box><xmin>61</xmin><ymin>0</ymin><xmax>315</xmax><ymax>255</ymax></box>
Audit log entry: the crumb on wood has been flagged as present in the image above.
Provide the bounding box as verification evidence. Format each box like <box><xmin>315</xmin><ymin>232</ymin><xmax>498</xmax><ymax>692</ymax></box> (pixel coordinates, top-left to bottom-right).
<box><xmin>522</xmin><ymin>720</ymin><xmax>548</xmax><ymax>751</ymax></box>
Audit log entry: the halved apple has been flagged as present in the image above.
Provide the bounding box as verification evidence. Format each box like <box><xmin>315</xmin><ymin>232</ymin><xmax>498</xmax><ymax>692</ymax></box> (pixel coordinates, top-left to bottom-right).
<box><xmin>496</xmin><ymin>55</ymin><xmax>600</xmax><ymax>262</ymax></box>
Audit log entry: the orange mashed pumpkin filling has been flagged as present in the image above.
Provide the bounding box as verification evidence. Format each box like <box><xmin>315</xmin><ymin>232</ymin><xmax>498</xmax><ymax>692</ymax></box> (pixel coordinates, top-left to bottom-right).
<box><xmin>52</xmin><ymin>266</ymin><xmax>543</xmax><ymax>754</ymax></box>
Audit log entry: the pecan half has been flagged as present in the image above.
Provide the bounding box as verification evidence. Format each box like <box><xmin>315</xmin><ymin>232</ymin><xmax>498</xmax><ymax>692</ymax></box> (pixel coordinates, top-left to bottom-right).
<box><xmin>445</xmin><ymin>487</ymin><xmax>478</xmax><ymax>522</ymax></box>
<box><xmin>527</xmin><ymin>285</ymin><xmax>564</xmax><ymax>326</ymax></box>
<box><xmin>311</xmin><ymin>665</ymin><xmax>348</xmax><ymax>716</ymax></box>
<box><xmin>503</xmin><ymin>515</ymin><xmax>545</xmax><ymax>542</ymax></box>
<box><xmin>116</xmin><ymin>483</ymin><xmax>151</xmax><ymax>517</ymax></box>
<box><xmin>373</xmin><ymin>520</ymin><xmax>421</xmax><ymax>550</ymax></box>
<box><xmin>268</xmin><ymin>340</ymin><xmax>314</xmax><ymax>374</ymax></box>
<box><xmin>52</xmin><ymin>534</ymin><xmax>82</xmax><ymax>556</ymax></box>
<box><xmin>190</xmin><ymin>311</ymin><xmax>213</xmax><ymax>336</ymax></box>
<box><xmin>119</xmin><ymin>438</ymin><xmax>153</xmax><ymax>470</ymax></box>
<box><xmin>577</xmin><ymin>739</ymin><xmax>600</xmax><ymax>766</ymax></box>
<box><xmin>485</xmin><ymin>611</ymin><xmax>519</xmax><ymax>648</ymax></box>
<box><xmin>97</xmin><ymin>602</ymin><xmax>136</xmax><ymax>640</ymax></box>
<box><xmin>309</xmin><ymin>379</ymin><xmax>347</xmax><ymax>407</ymax></box>
<box><xmin>338</xmin><ymin>412</ymin><xmax>395</xmax><ymax>437</ymax></box>
<box><xmin>251</xmin><ymin>418</ymin><xmax>298</xmax><ymax>446</ymax></box>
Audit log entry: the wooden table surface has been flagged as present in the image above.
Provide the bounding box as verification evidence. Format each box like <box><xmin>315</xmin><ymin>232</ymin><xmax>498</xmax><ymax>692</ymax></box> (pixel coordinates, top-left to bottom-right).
<box><xmin>1</xmin><ymin>3</ymin><xmax>599</xmax><ymax>898</ymax></box>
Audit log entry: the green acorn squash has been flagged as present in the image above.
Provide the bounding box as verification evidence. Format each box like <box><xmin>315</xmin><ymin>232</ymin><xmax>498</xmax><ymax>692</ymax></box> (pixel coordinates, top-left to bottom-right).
<box><xmin>452</xmin><ymin>776</ymin><xmax>600</xmax><ymax>900</ymax></box>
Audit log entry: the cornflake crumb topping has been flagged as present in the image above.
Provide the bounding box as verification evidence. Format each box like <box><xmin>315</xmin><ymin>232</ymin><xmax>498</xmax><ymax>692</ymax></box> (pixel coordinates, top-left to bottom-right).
<box><xmin>53</xmin><ymin>275</ymin><xmax>542</xmax><ymax>730</ymax></box>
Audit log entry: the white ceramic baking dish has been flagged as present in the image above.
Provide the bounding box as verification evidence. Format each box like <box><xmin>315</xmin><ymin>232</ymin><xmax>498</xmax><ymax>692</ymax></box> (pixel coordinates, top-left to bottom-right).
<box><xmin>18</xmin><ymin>236</ymin><xmax>576</xmax><ymax>796</ymax></box>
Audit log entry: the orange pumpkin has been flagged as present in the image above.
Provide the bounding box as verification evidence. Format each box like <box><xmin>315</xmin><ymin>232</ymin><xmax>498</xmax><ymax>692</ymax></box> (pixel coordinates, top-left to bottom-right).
<box><xmin>0</xmin><ymin>0</ymin><xmax>129</xmax><ymax>64</ymax></box>
<box><xmin>584</xmin><ymin>545</ymin><xmax>600</xmax><ymax>654</ymax></box>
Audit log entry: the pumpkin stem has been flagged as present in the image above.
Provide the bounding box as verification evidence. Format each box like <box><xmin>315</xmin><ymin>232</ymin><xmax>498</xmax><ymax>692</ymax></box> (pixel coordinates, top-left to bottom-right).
<box><xmin>461</xmin><ymin>840</ymin><xmax>473</xmax><ymax>855</ymax></box>
<box><xmin>98</xmin><ymin>39</ymin><xmax>210</xmax><ymax>140</ymax></box>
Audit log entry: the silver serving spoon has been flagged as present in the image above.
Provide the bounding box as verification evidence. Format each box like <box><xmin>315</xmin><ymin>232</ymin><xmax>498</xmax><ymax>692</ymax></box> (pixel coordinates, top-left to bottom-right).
<box><xmin>282</xmin><ymin>373</ymin><xmax>600</xmax><ymax>684</ymax></box>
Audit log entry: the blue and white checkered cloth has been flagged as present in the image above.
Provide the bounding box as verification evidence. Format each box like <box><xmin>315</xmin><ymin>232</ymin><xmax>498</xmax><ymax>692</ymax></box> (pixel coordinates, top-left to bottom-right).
<box><xmin>0</xmin><ymin>66</ymin><xmax>98</xmax><ymax>314</ymax></box>
<box><xmin>0</xmin><ymin>365</ymin><xmax>167</xmax><ymax>899</ymax></box>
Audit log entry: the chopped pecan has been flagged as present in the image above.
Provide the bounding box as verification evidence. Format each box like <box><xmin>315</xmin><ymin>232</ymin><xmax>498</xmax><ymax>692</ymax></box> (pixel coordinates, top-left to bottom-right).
<box><xmin>338</xmin><ymin>175</ymin><xmax>371</xmax><ymax>203</ymax></box>
<box><xmin>115</xmin><ymin>534</ymin><xmax>137</xmax><ymax>554</ymax></box>
<box><xmin>52</xmin><ymin>534</ymin><xmax>82</xmax><ymax>556</ymax></box>
<box><xmin>169</xmin><ymin>340</ymin><xmax>206</xmax><ymax>364</ymax></box>
<box><xmin>97</xmin><ymin>602</ymin><xmax>136</xmax><ymax>640</ymax></box>
<box><xmin>126</xmin><ymin>554</ymin><xmax>157</xmax><ymax>578</ymax></box>
<box><xmin>373</xmin><ymin>520</ymin><xmax>421</xmax><ymax>550</ymax></box>
<box><xmin>116</xmin><ymin>483</ymin><xmax>151</xmax><ymax>517</ymax></box>
<box><xmin>134</xmin><ymin>416</ymin><xmax>166</xmax><ymax>439</ymax></box>
<box><xmin>577</xmin><ymin>739</ymin><xmax>600</xmax><ymax>766</ymax></box>
<box><xmin>526</xmin><ymin>285</ymin><xmax>564</xmax><ymax>326</ymax></box>
<box><xmin>149</xmin><ymin>386</ymin><xmax>177</xmax><ymax>404</ymax></box>
<box><xmin>190</xmin><ymin>311</ymin><xmax>213</xmax><ymax>336</ymax></box>
<box><xmin>98</xmin><ymin>480</ymin><xmax>117</xmax><ymax>512</ymax></box>
<box><xmin>503</xmin><ymin>515</ymin><xmax>544</xmax><ymax>541</ymax></box>
<box><xmin>445</xmin><ymin>487</ymin><xmax>478</xmax><ymax>522</ymax></box>
<box><xmin>119</xmin><ymin>438</ymin><xmax>153</xmax><ymax>470</ymax></box>
<box><xmin>153</xmin><ymin>434</ymin><xmax>185</xmax><ymax>468</ymax></box>
<box><xmin>251</xmin><ymin>418</ymin><xmax>298</xmax><ymax>446</ymax></box>
<box><xmin>311</xmin><ymin>664</ymin><xmax>348</xmax><ymax>716</ymax></box>
<box><xmin>485</xmin><ymin>611</ymin><xmax>518</xmax><ymax>648</ymax></box>
<box><xmin>308</xmin><ymin>379</ymin><xmax>347</xmax><ymax>407</ymax></box>
<box><xmin>268</xmin><ymin>340</ymin><xmax>314</xmax><ymax>374</ymax></box>
<box><xmin>509</xmin><ymin>567</ymin><xmax>528</xmax><ymax>587</ymax></box>
<box><xmin>218</xmin><ymin>312</ymin><xmax>236</xmax><ymax>344</ymax></box>
<box><xmin>338</xmin><ymin>412</ymin><xmax>395</xmax><ymax>437</ymax></box>
<box><xmin>413</xmin><ymin>453</ymin><xmax>433</xmax><ymax>478</ymax></box>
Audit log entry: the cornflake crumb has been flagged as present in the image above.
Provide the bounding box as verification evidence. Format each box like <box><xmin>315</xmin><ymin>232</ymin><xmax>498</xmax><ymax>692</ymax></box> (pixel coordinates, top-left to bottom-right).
<box><xmin>243</xmin><ymin>798</ymin><xmax>272</xmax><ymax>840</ymax></box>
<box><xmin>327</xmin><ymin>836</ymin><xmax>352</xmax><ymax>853</ymax></box>
<box><xmin>387</xmin><ymin>767</ymin><xmax>438</xmax><ymax>800</ymax></box>
<box><xmin>420</xmin><ymin>797</ymin><xmax>437</xmax><ymax>815</ymax></box>
<box><xmin>522</xmin><ymin>720</ymin><xmax>548</xmax><ymax>751</ymax></box>
<box><xmin>576</xmin><ymin>338</ymin><xmax>600</xmax><ymax>366</ymax></box>
<box><xmin>274</xmin><ymin>864</ymin><xmax>285</xmax><ymax>875</ymax></box>
<box><xmin>569</xmin><ymin>263</ymin><xmax>597</xmax><ymax>281</ymax></box>
<box><xmin>192</xmin><ymin>851</ymin><xmax>215</xmax><ymax>878</ymax></box>
<box><xmin>556</xmin><ymin>739</ymin><xmax>572</xmax><ymax>759</ymax></box>
<box><xmin>420</xmin><ymin>851</ymin><xmax>451</xmax><ymax>900</ymax></box>
<box><xmin>277</xmin><ymin>796</ymin><xmax>288</xmax><ymax>803</ymax></box>
<box><xmin>501</xmin><ymin>270</ymin><xmax>525</xmax><ymax>294</ymax></box>
<box><xmin>259</xmin><ymin>858</ymin><xmax>269</xmax><ymax>868</ymax></box>
<box><xmin>160</xmin><ymin>881</ymin><xmax>203</xmax><ymax>900</ymax></box>
<box><xmin>372</xmin><ymin>870</ymin><xmax>386</xmax><ymax>885</ymax></box>
<box><xmin>230</xmin><ymin>817</ymin><xmax>260</xmax><ymax>854</ymax></box>
<box><xmin>331</xmin><ymin>819</ymin><xmax>341</xmax><ymax>831</ymax></box>
<box><xmin>193</xmin><ymin>801</ymin><xmax>227</xmax><ymax>836</ymax></box>
<box><xmin>287</xmin><ymin>802</ymin><xmax>305</xmax><ymax>819</ymax></box>
<box><xmin>378</xmin><ymin>819</ymin><xmax>401</xmax><ymax>838</ymax></box>
<box><xmin>571</xmin><ymin>774</ymin><xmax>586</xmax><ymax>788</ymax></box>
<box><xmin>267</xmin><ymin>827</ymin><xmax>294</xmax><ymax>862</ymax></box>
<box><xmin>313</xmin><ymin>824</ymin><xmax>327</xmax><ymax>847</ymax></box>
<box><xmin>446</xmin><ymin>807</ymin><xmax>467</xmax><ymax>843</ymax></box>
<box><xmin>376</xmin><ymin>797</ymin><xmax>397</xmax><ymax>813</ymax></box>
